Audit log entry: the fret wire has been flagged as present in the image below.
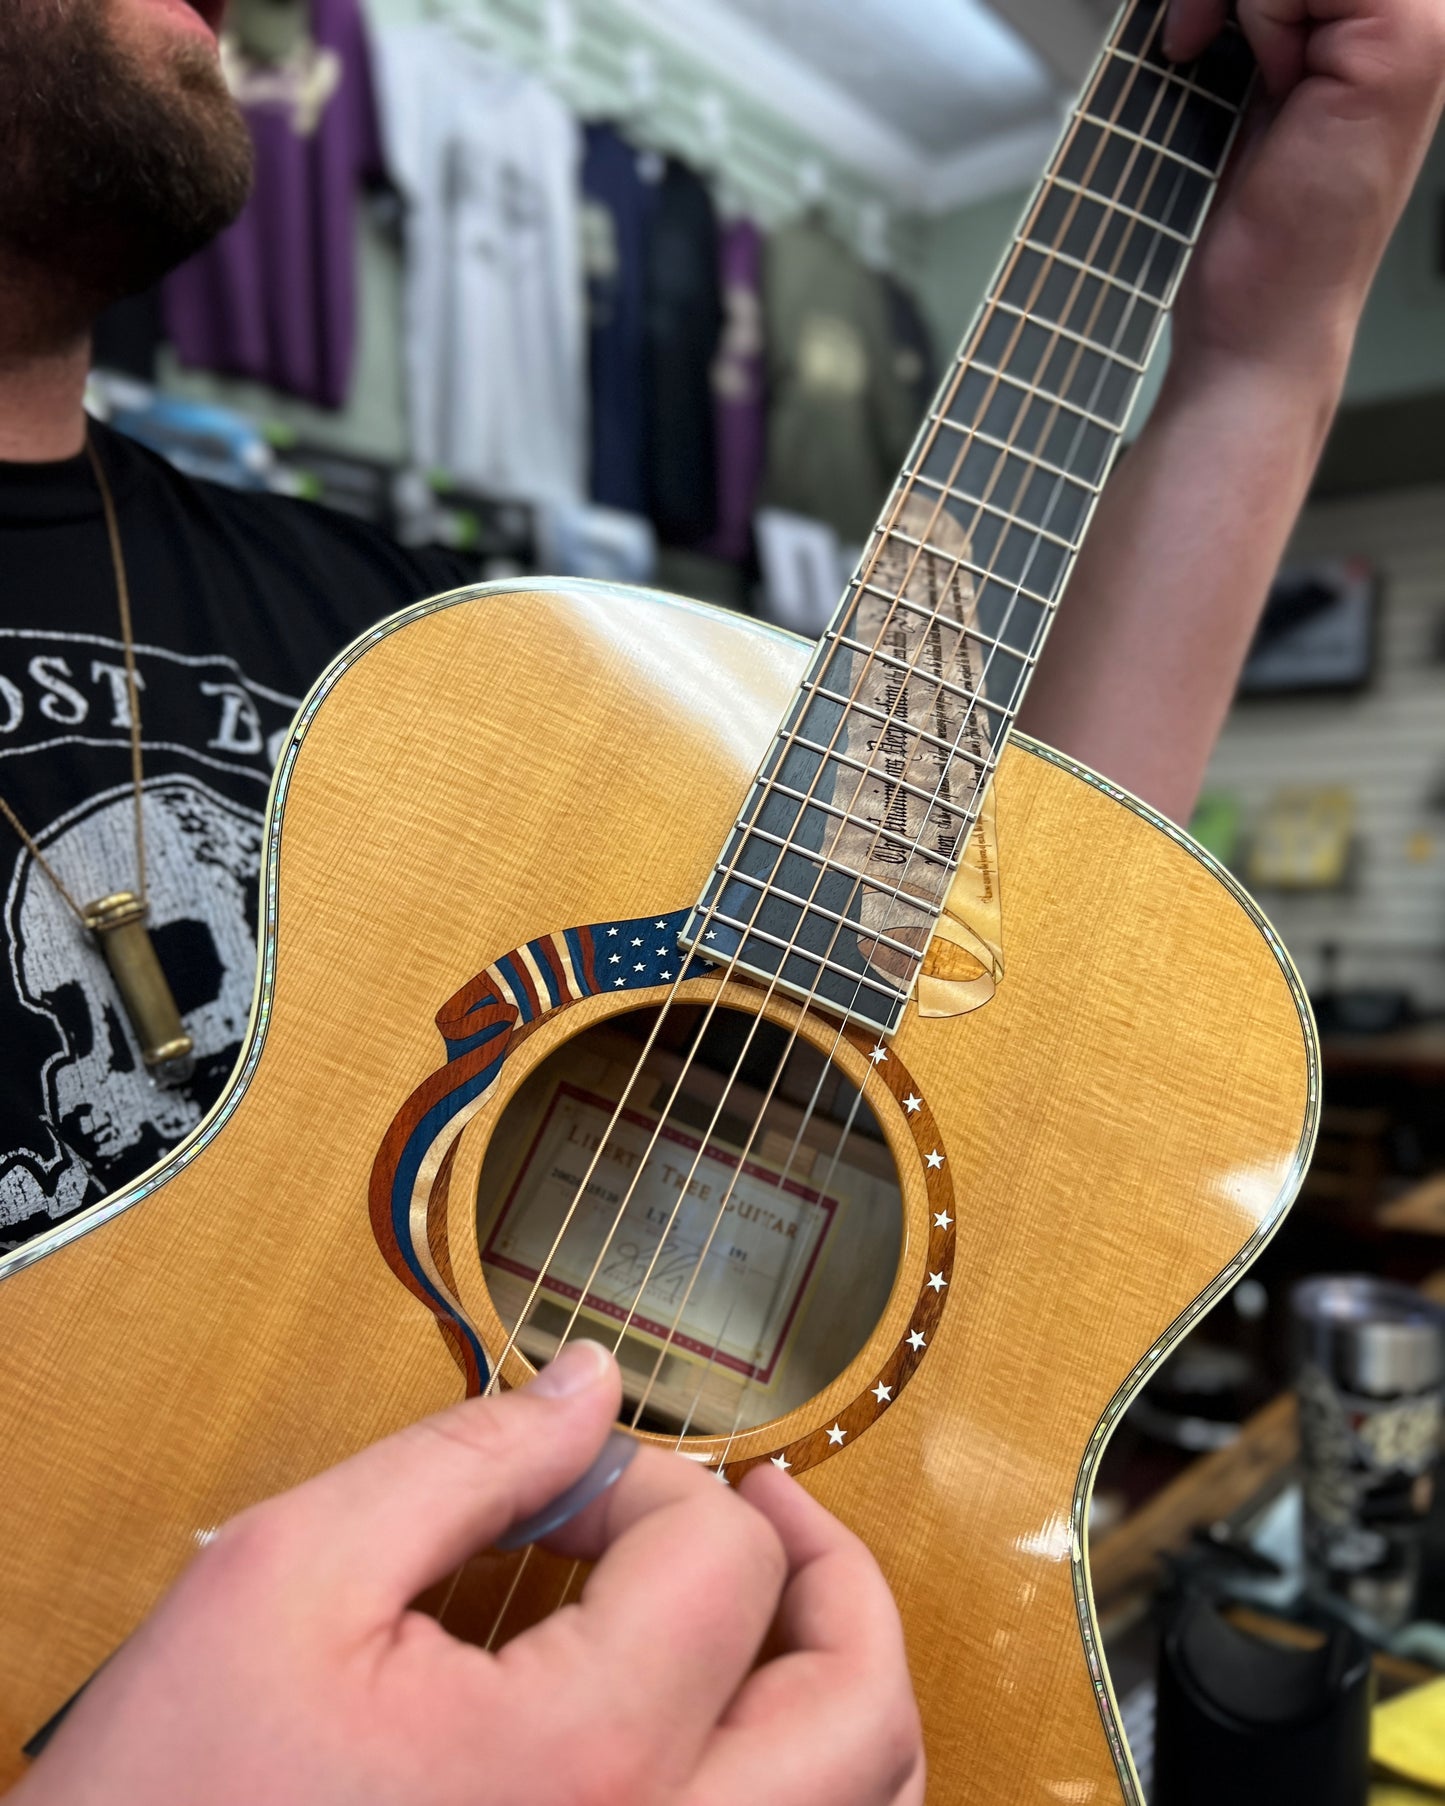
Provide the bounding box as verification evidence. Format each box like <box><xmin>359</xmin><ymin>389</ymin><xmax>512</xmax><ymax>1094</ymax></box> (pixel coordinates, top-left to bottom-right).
<box><xmin>1041</xmin><ymin>172</ymin><xmax>1197</xmax><ymax>247</ymax></box>
<box><xmin>812</xmin><ymin>637</ymin><xmax>1004</xmax><ymax>712</ymax></box>
<box><xmin>880</xmin><ymin>524</ymin><xmax>1066</xmax><ymax>587</ymax></box>
<box><xmin>985</xmin><ymin>299</ymin><xmax>1151</xmax><ymax>373</ymax></box>
<box><xmin>799</xmin><ymin>679</ymin><xmax>1016</xmax><ymax>751</ymax></box>
<box><xmin>901</xmin><ymin>470</ymin><xmax>1089</xmax><ymax>548</ymax></box>
<box><xmin>705</xmin><ymin>6</ymin><xmax>1233</xmax><ymax>1024</ymax></box>
<box><xmin>1104</xmin><ymin>48</ymin><xmax>1241</xmax><ymax>112</ymax></box>
<box><xmin>715</xmin><ymin>827</ymin><xmax>953</xmax><ymax>895</ymax></box>
<box><xmin>761</xmin><ymin>776</ymin><xmax>967</xmax><ymax>848</ymax></box>
<box><xmin>855</xmin><ymin>566</ymin><xmax>1057</xmax><ymax>618</ymax></box>
<box><xmin>759</xmin><ymin>748</ymin><xmax>962</xmax><ymax>819</ymax></box>
<box><xmin>910</xmin><ymin>422</ymin><xmax>1104</xmax><ymax>497</ymax></box>
<box><xmin>702</xmin><ymin>911</ymin><xmax>912</xmax><ymax>997</ymax></box>
<box><xmin>774</xmin><ymin>733</ymin><xmax>974</xmax><ymax>813</ymax></box>
<box><xmin>723</xmin><ymin>822</ymin><xmax>953</xmax><ymax>890</ymax></box>
<box><xmin>1012</xmin><ymin>240</ymin><xmax>1159</xmax><ymax>305</ymax></box>
<box><xmin>1066</xmin><ymin>112</ymin><xmax>1215</xmax><ymax>178</ymax></box>
<box><xmin>892</xmin><ymin>41</ymin><xmax>1184</xmax><ymax>619</ymax></box>
<box><xmin>844</xmin><ymin>576</ymin><xmax>1054</xmax><ymax>645</ymax></box>
<box><xmin>714</xmin><ymin>869</ymin><xmax>933</xmax><ymax>965</ymax></box>
<box><xmin>867</xmin><ymin>26</ymin><xmax>1170</xmax><ymax>651</ymax></box>
<box><xmin>854</xmin><ymin>31</ymin><xmax>1196</xmax><ymax>892</ymax></box>
<box><xmin>966</xmin><ymin>362</ymin><xmax>1121</xmax><ymax>435</ymax></box>
<box><xmin>827</xmin><ymin>623</ymin><xmax>1037</xmax><ymax>677</ymax></box>
<box><xmin>796</xmin><ymin>9</ymin><xmax>1218</xmax><ymax>1020</ymax></box>
<box><xmin>875</xmin><ymin>528</ymin><xmax>1066</xmax><ymax>602</ymax></box>
<box><xmin>878</xmin><ymin>473</ymin><xmax>1079</xmax><ymax>552</ymax></box>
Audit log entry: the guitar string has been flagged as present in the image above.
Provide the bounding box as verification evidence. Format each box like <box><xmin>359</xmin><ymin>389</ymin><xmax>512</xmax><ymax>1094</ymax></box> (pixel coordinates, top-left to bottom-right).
<box><xmin>462</xmin><ymin>0</ymin><xmax>1180</xmax><ymax>1433</ymax></box>
<box><xmin>468</xmin><ymin>1</ymin><xmax>1220</xmax><ymax>1647</ymax></box>
<box><xmin>618</xmin><ymin>24</ymin><xmax>1210</xmax><ymax>1444</ymax></box>
<box><xmin>469</xmin><ymin>0</ymin><xmax>1199</xmax><ymax>1647</ymax></box>
<box><xmin>471</xmin><ymin>7</ymin><xmax>1208</xmax><ymax>1650</ymax></box>
<box><xmin>526</xmin><ymin>0</ymin><xmax>1190</xmax><ymax>1409</ymax></box>
<box><xmin>606</xmin><ymin>2</ymin><xmax>1205</xmax><ymax>1427</ymax></box>
<box><xmin>700</xmin><ymin>72</ymin><xmax>1220</xmax><ymax>1487</ymax></box>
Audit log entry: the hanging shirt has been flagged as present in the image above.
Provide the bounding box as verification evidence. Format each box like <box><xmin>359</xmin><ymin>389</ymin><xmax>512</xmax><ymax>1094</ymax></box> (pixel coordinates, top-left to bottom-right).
<box><xmin>582</xmin><ymin>123</ymin><xmax>656</xmax><ymax>517</ymax></box>
<box><xmin>763</xmin><ymin>219</ymin><xmax>917</xmax><ymax>544</ymax></box>
<box><xmin>163</xmin><ymin>0</ymin><xmax>384</xmax><ymax>410</ymax></box>
<box><xmin>645</xmin><ymin>160</ymin><xmax>724</xmax><ymax>548</ymax></box>
<box><xmin>883</xmin><ymin>273</ymin><xmax>939</xmax><ymax>428</ymax></box>
<box><xmin>377</xmin><ymin>27</ymin><xmax>585</xmax><ymax>503</ymax></box>
<box><xmin>0</xmin><ymin>421</ymin><xmax>469</xmax><ymax>1252</ymax></box>
<box><xmin>704</xmin><ymin>218</ymin><xmax>767</xmax><ymax>565</ymax></box>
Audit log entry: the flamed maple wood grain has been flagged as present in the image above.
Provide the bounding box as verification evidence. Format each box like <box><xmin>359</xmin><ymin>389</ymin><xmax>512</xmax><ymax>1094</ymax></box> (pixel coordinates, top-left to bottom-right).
<box><xmin>0</xmin><ymin>582</ymin><xmax>1316</xmax><ymax>1803</ymax></box>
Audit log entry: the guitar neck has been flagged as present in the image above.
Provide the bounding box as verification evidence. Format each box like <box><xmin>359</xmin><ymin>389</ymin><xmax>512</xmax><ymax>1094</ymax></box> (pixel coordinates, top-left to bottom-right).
<box><xmin>684</xmin><ymin>0</ymin><xmax>1256</xmax><ymax>1034</ymax></box>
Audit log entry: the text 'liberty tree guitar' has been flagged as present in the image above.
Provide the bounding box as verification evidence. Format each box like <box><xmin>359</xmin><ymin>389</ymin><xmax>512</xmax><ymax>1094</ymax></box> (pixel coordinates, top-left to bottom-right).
<box><xmin>0</xmin><ymin>3</ymin><xmax>1315</xmax><ymax>1799</ymax></box>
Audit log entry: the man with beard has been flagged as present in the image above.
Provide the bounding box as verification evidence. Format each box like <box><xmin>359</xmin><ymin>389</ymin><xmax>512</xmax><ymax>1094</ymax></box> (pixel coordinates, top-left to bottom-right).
<box><xmin>0</xmin><ymin>0</ymin><xmax>473</xmax><ymax>1249</ymax></box>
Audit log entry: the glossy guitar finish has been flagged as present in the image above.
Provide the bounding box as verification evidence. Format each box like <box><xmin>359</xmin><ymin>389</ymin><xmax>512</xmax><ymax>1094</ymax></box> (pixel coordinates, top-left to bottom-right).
<box><xmin>0</xmin><ymin>582</ymin><xmax>1317</xmax><ymax>1801</ymax></box>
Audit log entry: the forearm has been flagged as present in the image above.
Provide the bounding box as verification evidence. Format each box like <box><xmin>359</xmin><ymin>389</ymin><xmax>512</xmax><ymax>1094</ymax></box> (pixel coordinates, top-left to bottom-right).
<box><xmin>1017</xmin><ymin>342</ymin><xmax>1346</xmax><ymax>824</ymax></box>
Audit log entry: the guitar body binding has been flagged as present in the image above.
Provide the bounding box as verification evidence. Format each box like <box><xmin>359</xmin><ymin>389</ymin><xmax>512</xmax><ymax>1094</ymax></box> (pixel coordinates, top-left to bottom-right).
<box><xmin>0</xmin><ymin>580</ymin><xmax>1319</xmax><ymax>1803</ymax></box>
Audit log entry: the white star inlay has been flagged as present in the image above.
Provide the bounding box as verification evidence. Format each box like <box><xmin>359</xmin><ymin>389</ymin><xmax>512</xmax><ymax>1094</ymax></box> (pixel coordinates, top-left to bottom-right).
<box><xmin>609</xmin><ymin>953</ymin><xmax>621</xmax><ymax>964</ymax></box>
<box><xmin>771</xmin><ymin>1453</ymin><xmax>792</xmax><ymax>1471</ymax></box>
<box><xmin>872</xmin><ymin>1381</ymin><xmax>893</xmax><ymax>1405</ymax></box>
<box><xmin>927</xmin><ymin>1270</ymin><xmax>947</xmax><ymax>1293</ymax></box>
<box><xmin>607</xmin><ymin>927</ymin><xmax>619</xmax><ymax>936</ymax></box>
<box><xmin>869</xmin><ymin>1044</ymin><xmax>888</xmax><ymax>1065</ymax></box>
<box><xmin>631</xmin><ymin>937</ymin><xmax>643</xmax><ymax>947</ymax></box>
<box><xmin>705</xmin><ymin>929</ymin><xmax>717</xmax><ymax>941</ymax></box>
<box><xmin>655</xmin><ymin>946</ymin><xmax>667</xmax><ymax>955</ymax></box>
<box><xmin>654</xmin><ymin>920</ymin><xmax>667</xmax><ymax>928</ymax></box>
<box><xmin>660</xmin><ymin>970</ymin><xmax>673</xmax><ymax>981</ymax></box>
<box><xmin>904</xmin><ymin>1093</ymin><xmax>922</xmax><ymax>1114</ymax></box>
<box><xmin>614</xmin><ymin>978</ymin><xmax>626</xmax><ymax>988</ymax></box>
<box><xmin>925</xmin><ymin>1149</ymin><xmax>945</xmax><ymax>1170</ymax></box>
<box><xmin>907</xmin><ymin>1329</ymin><xmax>926</xmax><ymax>1351</ymax></box>
<box><xmin>634</xmin><ymin>963</ymin><xmax>646</xmax><ymax>972</ymax></box>
<box><xmin>826</xmin><ymin>1423</ymin><xmax>846</xmax><ymax>1445</ymax></box>
<box><xmin>934</xmin><ymin>1210</ymin><xmax>952</xmax><ymax>1230</ymax></box>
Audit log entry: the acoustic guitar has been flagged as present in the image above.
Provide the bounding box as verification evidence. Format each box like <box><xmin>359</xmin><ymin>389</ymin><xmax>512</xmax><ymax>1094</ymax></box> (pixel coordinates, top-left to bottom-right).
<box><xmin>0</xmin><ymin>3</ymin><xmax>1316</xmax><ymax>1799</ymax></box>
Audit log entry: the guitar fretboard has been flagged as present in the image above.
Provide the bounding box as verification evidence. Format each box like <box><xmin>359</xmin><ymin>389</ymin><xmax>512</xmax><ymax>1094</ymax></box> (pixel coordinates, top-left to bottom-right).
<box><xmin>682</xmin><ymin>0</ymin><xmax>1255</xmax><ymax>1034</ymax></box>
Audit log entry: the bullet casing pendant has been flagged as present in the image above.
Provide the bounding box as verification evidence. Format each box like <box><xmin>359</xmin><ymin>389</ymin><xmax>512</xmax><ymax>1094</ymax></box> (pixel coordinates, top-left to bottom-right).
<box><xmin>82</xmin><ymin>891</ymin><xmax>195</xmax><ymax>1085</ymax></box>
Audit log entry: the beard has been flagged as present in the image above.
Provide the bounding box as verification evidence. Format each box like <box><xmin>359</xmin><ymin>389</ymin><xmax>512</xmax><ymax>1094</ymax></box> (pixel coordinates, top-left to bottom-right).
<box><xmin>0</xmin><ymin>0</ymin><xmax>254</xmax><ymax>321</ymax></box>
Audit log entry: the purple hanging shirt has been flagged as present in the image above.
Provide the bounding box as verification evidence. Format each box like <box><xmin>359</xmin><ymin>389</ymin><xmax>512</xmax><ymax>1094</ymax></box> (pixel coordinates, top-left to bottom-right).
<box><xmin>163</xmin><ymin>0</ymin><xmax>383</xmax><ymax>410</ymax></box>
<box><xmin>705</xmin><ymin>220</ymin><xmax>767</xmax><ymax>563</ymax></box>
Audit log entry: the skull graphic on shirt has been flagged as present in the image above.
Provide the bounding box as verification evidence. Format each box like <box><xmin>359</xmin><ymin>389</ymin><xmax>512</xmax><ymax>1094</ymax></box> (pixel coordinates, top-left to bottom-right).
<box><xmin>0</xmin><ymin>778</ymin><xmax>263</xmax><ymax>1230</ymax></box>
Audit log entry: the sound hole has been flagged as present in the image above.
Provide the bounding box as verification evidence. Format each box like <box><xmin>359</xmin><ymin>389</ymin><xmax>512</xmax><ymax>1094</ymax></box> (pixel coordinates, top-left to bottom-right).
<box><xmin>476</xmin><ymin>1004</ymin><xmax>903</xmax><ymax>1437</ymax></box>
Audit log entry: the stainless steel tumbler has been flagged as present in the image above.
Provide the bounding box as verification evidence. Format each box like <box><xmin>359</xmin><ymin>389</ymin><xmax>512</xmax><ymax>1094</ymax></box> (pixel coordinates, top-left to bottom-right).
<box><xmin>1293</xmin><ymin>1275</ymin><xmax>1445</xmax><ymax>1632</ymax></box>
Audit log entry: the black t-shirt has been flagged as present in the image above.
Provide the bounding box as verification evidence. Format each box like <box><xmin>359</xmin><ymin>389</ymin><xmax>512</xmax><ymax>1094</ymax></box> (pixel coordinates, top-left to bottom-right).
<box><xmin>0</xmin><ymin>420</ymin><xmax>471</xmax><ymax>1251</ymax></box>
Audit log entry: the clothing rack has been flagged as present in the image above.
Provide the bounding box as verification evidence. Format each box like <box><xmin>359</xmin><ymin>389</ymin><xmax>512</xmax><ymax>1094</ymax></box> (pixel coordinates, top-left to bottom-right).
<box><xmin>412</xmin><ymin>0</ymin><xmax>927</xmax><ymax>277</ymax></box>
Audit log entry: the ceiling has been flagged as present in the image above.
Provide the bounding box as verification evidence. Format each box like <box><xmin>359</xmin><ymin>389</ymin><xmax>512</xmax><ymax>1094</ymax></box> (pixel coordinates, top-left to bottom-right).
<box><xmin>615</xmin><ymin>0</ymin><xmax>1116</xmax><ymax>213</ymax></box>
<box><xmin>717</xmin><ymin>0</ymin><xmax>1055</xmax><ymax>156</ymax></box>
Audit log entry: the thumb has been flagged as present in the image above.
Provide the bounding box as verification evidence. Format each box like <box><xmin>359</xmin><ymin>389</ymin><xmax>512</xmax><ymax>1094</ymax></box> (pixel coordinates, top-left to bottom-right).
<box><xmin>225</xmin><ymin>1340</ymin><xmax>622</xmax><ymax>1619</ymax></box>
<box><xmin>1161</xmin><ymin>0</ymin><xmax>1229</xmax><ymax>64</ymax></box>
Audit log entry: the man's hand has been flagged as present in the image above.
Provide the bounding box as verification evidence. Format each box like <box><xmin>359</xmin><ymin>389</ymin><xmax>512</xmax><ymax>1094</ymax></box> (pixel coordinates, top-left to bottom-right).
<box><xmin>10</xmin><ymin>1341</ymin><xmax>924</xmax><ymax>1806</ymax></box>
<box><xmin>1022</xmin><ymin>0</ymin><xmax>1445</xmax><ymax>820</ymax></box>
<box><xmin>1164</xmin><ymin>0</ymin><xmax>1445</xmax><ymax>382</ymax></box>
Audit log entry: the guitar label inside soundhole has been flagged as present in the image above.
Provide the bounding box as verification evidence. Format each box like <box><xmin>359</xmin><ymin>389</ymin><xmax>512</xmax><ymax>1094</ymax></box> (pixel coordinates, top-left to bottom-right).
<box><xmin>476</xmin><ymin>1005</ymin><xmax>903</xmax><ymax>1438</ymax></box>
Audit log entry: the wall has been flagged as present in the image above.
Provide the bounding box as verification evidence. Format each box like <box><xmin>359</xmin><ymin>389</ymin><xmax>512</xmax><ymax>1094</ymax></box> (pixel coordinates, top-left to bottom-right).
<box><xmin>1202</xmin><ymin>483</ymin><xmax>1445</xmax><ymax>1009</ymax></box>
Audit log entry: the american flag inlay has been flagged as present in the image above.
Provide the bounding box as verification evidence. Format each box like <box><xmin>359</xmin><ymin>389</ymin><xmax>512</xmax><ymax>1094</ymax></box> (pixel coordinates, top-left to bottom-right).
<box><xmin>368</xmin><ymin>910</ymin><xmax>713</xmax><ymax>1391</ymax></box>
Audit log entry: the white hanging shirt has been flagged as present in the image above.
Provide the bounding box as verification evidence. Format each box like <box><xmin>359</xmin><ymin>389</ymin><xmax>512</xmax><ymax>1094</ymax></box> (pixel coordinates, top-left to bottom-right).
<box><xmin>377</xmin><ymin>28</ymin><xmax>585</xmax><ymax>502</ymax></box>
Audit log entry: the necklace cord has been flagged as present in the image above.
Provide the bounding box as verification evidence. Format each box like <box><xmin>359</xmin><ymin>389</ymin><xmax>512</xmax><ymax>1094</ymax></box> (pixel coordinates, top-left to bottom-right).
<box><xmin>0</xmin><ymin>430</ymin><xmax>148</xmax><ymax>922</ymax></box>
<box><xmin>86</xmin><ymin>433</ymin><xmax>150</xmax><ymax>912</ymax></box>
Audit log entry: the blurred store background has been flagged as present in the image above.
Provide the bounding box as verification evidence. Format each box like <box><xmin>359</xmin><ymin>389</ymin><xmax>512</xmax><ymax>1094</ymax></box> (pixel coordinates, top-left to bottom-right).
<box><xmin>88</xmin><ymin>0</ymin><xmax>1445</xmax><ymax>1792</ymax></box>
